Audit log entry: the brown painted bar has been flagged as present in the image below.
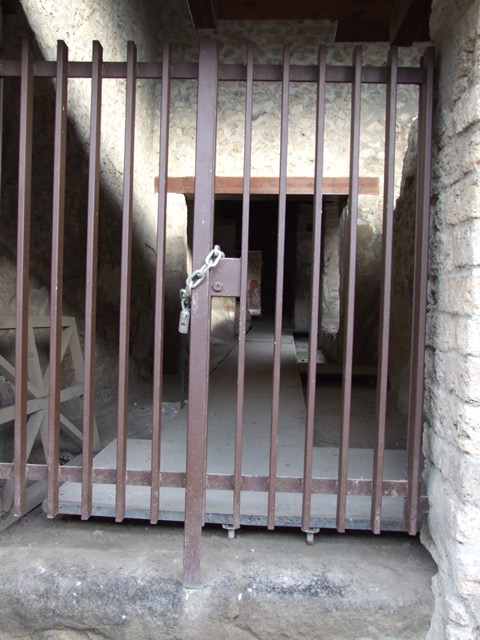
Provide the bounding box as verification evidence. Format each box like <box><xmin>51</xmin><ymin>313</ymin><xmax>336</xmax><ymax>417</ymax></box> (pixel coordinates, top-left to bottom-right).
<box><xmin>183</xmin><ymin>40</ymin><xmax>218</xmax><ymax>588</ymax></box>
<box><xmin>0</xmin><ymin>463</ymin><xmax>428</xmax><ymax>510</ymax></box>
<box><xmin>233</xmin><ymin>44</ymin><xmax>254</xmax><ymax>531</ymax></box>
<box><xmin>371</xmin><ymin>48</ymin><xmax>398</xmax><ymax>534</ymax></box>
<box><xmin>0</xmin><ymin>79</ymin><xmax>3</xmax><ymax>197</ymax></box>
<box><xmin>336</xmin><ymin>46</ymin><xmax>362</xmax><ymax>533</ymax></box>
<box><xmin>302</xmin><ymin>46</ymin><xmax>327</xmax><ymax>534</ymax></box>
<box><xmin>115</xmin><ymin>42</ymin><xmax>137</xmax><ymax>523</ymax></box>
<box><xmin>47</xmin><ymin>41</ymin><xmax>69</xmax><ymax>518</ymax></box>
<box><xmin>150</xmin><ymin>43</ymin><xmax>171</xmax><ymax>525</ymax></box>
<box><xmin>405</xmin><ymin>48</ymin><xmax>435</xmax><ymax>535</ymax></box>
<box><xmin>267</xmin><ymin>46</ymin><xmax>290</xmax><ymax>531</ymax></box>
<box><xmin>81</xmin><ymin>41</ymin><xmax>103</xmax><ymax>520</ymax></box>
<box><xmin>13</xmin><ymin>40</ymin><xmax>34</xmax><ymax>517</ymax></box>
<box><xmin>161</xmin><ymin>175</ymin><xmax>379</xmax><ymax>196</ymax></box>
<box><xmin>0</xmin><ymin>59</ymin><xmax>422</xmax><ymax>85</ymax></box>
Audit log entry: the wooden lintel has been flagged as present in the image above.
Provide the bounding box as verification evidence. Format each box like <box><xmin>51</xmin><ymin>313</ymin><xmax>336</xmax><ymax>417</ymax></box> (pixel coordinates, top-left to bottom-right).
<box><xmin>156</xmin><ymin>176</ymin><xmax>379</xmax><ymax>196</ymax></box>
<box><xmin>186</xmin><ymin>0</ymin><xmax>217</xmax><ymax>29</ymax></box>
<box><xmin>390</xmin><ymin>0</ymin><xmax>432</xmax><ymax>46</ymax></box>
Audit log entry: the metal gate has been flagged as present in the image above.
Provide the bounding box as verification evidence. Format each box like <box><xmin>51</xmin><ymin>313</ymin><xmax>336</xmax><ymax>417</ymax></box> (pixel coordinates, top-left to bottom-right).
<box><xmin>0</xmin><ymin>39</ymin><xmax>434</xmax><ymax>587</ymax></box>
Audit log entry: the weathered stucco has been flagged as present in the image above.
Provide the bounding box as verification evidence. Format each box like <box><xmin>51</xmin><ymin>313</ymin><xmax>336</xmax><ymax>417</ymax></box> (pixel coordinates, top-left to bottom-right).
<box><xmin>390</xmin><ymin>120</ymin><xmax>418</xmax><ymax>414</ymax></box>
<box><xmin>423</xmin><ymin>0</ymin><xmax>480</xmax><ymax>637</ymax></box>
<box><xmin>0</xmin><ymin>0</ymin><xmax>424</xmax><ymax>389</ymax></box>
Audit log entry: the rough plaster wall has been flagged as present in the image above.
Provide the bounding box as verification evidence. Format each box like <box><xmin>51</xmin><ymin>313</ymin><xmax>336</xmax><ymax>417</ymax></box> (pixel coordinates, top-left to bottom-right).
<box><xmin>0</xmin><ymin>0</ymin><xmax>425</xmax><ymax>391</ymax></box>
<box><xmin>293</xmin><ymin>204</ymin><xmax>313</xmax><ymax>332</ymax></box>
<box><xmin>389</xmin><ymin>121</ymin><xmax>418</xmax><ymax>414</ymax></box>
<box><xmin>423</xmin><ymin>0</ymin><xmax>480</xmax><ymax>638</ymax></box>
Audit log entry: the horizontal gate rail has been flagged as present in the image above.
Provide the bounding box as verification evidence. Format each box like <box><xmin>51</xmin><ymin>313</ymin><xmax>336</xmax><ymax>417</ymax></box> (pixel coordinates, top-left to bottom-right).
<box><xmin>0</xmin><ymin>61</ymin><xmax>424</xmax><ymax>85</ymax></box>
<box><xmin>0</xmin><ymin>462</ymin><xmax>430</xmax><ymax>501</ymax></box>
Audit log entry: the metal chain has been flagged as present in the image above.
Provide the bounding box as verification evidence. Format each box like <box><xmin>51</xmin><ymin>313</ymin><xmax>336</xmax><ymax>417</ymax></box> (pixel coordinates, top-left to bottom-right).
<box><xmin>179</xmin><ymin>244</ymin><xmax>225</xmax><ymax>313</ymax></box>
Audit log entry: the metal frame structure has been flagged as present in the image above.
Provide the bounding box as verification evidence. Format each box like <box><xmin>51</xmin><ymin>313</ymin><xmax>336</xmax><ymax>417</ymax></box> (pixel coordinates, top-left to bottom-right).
<box><xmin>0</xmin><ymin>40</ymin><xmax>434</xmax><ymax>586</ymax></box>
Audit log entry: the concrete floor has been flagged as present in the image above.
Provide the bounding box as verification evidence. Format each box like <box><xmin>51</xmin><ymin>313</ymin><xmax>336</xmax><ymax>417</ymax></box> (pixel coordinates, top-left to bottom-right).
<box><xmin>57</xmin><ymin>322</ymin><xmax>414</xmax><ymax>531</ymax></box>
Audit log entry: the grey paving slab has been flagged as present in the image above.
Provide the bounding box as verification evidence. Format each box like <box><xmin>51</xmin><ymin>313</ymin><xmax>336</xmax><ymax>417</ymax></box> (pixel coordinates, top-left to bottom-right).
<box><xmin>58</xmin><ymin>326</ymin><xmax>409</xmax><ymax>529</ymax></box>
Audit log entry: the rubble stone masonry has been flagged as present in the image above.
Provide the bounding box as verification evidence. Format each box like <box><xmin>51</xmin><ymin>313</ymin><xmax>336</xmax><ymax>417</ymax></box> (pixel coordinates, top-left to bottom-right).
<box><xmin>424</xmin><ymin>0</ymin><xmax>480</xmax><ymax>637</ymax></box>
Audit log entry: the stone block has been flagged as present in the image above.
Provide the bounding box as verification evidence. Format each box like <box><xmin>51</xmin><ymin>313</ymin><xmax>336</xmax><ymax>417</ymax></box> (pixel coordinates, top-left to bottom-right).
<box><xmin>426</xmin><ymin>468</ymin><xmax>458</xmax><ymax>541</ymax></box>
<box><xmin>453</xmin><ymin>503</ymin><xmax>480</xmax><ymax>544</ymax></box>
<box><xmin>426</xmin><ymin>439</ymin><xmax>480</xmax><ymax>505</ymax></box>
<box><xmin>434</xmin><ymin>350</ymin><xmax>480</xmax><ymax>403</ymax></box>
<box><xmin>434</xmin><ymin>129</ymin><xmax>480</xmax><ymax>191</ymax></box>
<box><xmin>453</xmin><ymin>85</ymin><xmax>480</xmax><ymax>134</ymax></box>
<box><xmin>445</xmin><ymin>595</ymin><xmax>473</xmax><ymax>628</ymax></box>
<box><xmin>436</xmin><ymin>271</ymin><xmax>480</xmax><ymax>315</ymax></box>
<box><xmin>439</xmin><ymin>219</ymin><xmax>480</xmax><ymax>271</ymax></box>
<box><xmin>427</xmin><ymin>387</ymin><xmax>480</xmax><ymax>454</ymax></box>
<box><xmin>436</xmin><ymin>315</ymin><xmax>480</xmax><ymax>357</ymax></box>
<box><xmin>440</xmin><ymin>173</ymin><xmax>480</xmax><ymax>226</ymax></box>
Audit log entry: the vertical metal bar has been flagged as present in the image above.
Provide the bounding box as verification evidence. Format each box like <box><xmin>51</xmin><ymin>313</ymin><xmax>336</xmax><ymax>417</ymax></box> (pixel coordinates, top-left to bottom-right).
<box><xmin>13</xmin><ymin>40</ymin><xmax>34</xmax><ymax>517</ymax></box>
<box><xmin>81</xmin><ymin>41</ymin><xmax>103</xmax><ymax>520</ymax></box>
<box><xmin>183</xmin><ymin>40</ymin><xmax>218</xmax><ymax>588</ymax></box>
<box><xmin>301</xmin><ymin>46</ymin><xmax>327</xmax><ymax>532</ymax></box>
<box><xmin>405</xmin><ymin>47</ymin><xmax>434</xmax><ymax>534</ymax></box>
<box><xmin>47</xmin><ymin>40</ymin><xmax>69</xmax><ymax>518</ymax></box>
<box><xmin>115</xmin><ymin>41</ymin><xmax>137</xmax><ymax>523</ymax></box>
<box><xmin>371</xmin><ymin>47</ymin><xmax>398</xmax><ymax>534</ymax></box>
<box><xmin>267</xmin><ymin>46</ymin><xmax>290</xmax><ymax>531</ymax></box>
<box><xmin>150</xmin><ymin>43</ymin><xmax>171</xmax><ymax>525</ymax></box>
<box><xmin>336</xmin><ymin>46</ymin><xmax>362</xmax><ymax>532</ymax></box>
<box><xmin>232</xmin><ymin>43</ymin><xmax>254</xmax><ymax>530</ymax></box>
<box><xmin>0</xmin><ymin>78</ymin><xmax>3</xmax><ymax>200</ymax></box>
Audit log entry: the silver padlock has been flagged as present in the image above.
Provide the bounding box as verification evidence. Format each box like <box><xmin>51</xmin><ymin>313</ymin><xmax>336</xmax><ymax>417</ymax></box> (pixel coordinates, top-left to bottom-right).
<box><xmin>178</xmin><ymin>308</ymin><xmax>191</xmax><ymax>334</ymax></box>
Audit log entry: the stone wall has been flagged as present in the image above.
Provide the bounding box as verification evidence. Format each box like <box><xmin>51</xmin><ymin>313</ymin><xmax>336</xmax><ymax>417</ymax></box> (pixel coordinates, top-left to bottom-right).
<box><xmin>0</xmin><ymin>1</ymin><xmax>424</xmax><ymax>393</ymax></box>
<box><xmin>389</xmin><ymin>121</ymin><xmax>418</xmax><ymax>414</ymax></box>
<box><xmin>423</xmin><ymin>0</ymin><xmax>480</xmax><ymax>637</ymax></box>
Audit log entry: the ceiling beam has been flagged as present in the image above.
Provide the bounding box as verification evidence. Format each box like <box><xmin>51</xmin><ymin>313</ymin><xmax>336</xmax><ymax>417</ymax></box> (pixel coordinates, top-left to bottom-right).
<box><xmin>2</xmin><ymin>0</ymin><xmax>20</xmax><ymax>14</ymax></box>
<box><xmin>390</xmin><ymin>0</ymin><xmax>431</xmax><ymax>45</ymax></box>
<box><xmin>216</xmin><ymin>0</ymin><xmax>385</xmax><ymax>21</ymax></box>
<box><xmin>336</xmin><ymin>19</ymin><xmax>389</xmax><ymax>43</ymax></box>
<box><xmin>186</xmin><ymin>0</ymin><xmax>217</xmax><ymax>29</ymax></box>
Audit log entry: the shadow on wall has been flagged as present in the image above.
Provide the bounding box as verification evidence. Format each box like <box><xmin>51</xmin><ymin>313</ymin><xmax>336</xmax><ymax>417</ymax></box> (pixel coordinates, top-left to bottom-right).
<box><xmin>0</xmin><ymin>7</ymin><xmax>174</xmax><ymax>400</ymax></box>
<box><xmin>389</xmin><ymin>120</ymin><xmax>418</xmax><ymax>414</ymax></box>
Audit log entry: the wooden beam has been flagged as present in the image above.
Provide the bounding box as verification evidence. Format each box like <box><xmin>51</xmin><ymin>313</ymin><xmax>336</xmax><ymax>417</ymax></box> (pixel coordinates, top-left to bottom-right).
<box><xmin>335</xmin><ymin>2</ymin><xmax>390</xmax><ymax>42</ymax></box>
<box><xmin>186</xmin><ymin>0</ymin><xmax>217</xmax><ymax>29</ymax></box>
<box><xmin>1</xmin><ymin>0</ymin><xmax>20</xmax><ymax>15</ymax></box>
<box><xmin>217</xmin><ymin>0</ymin><xmax>379</xmax><ymax>21</ymax></box>
<box><xmin>336</xmin><ymin>19</ymin><xmax>389</xmax><ymax>43</ymax></box>
<box><xmin>156</xmin><ymin>175</ymin><xmax>379</xmax><ymax>196</ymax></box>
<box><xmin>390</xmin><ymin>0</ymin><xmax>431</xmax><ymax>46</ymax></box>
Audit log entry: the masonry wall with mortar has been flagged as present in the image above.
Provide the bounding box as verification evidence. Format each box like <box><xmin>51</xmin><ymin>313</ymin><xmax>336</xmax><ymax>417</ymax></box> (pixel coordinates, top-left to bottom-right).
<box><xmin>422</xmin><ymin>1</ymin><xmax>480</xmax><ymax>637</ymax></box>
